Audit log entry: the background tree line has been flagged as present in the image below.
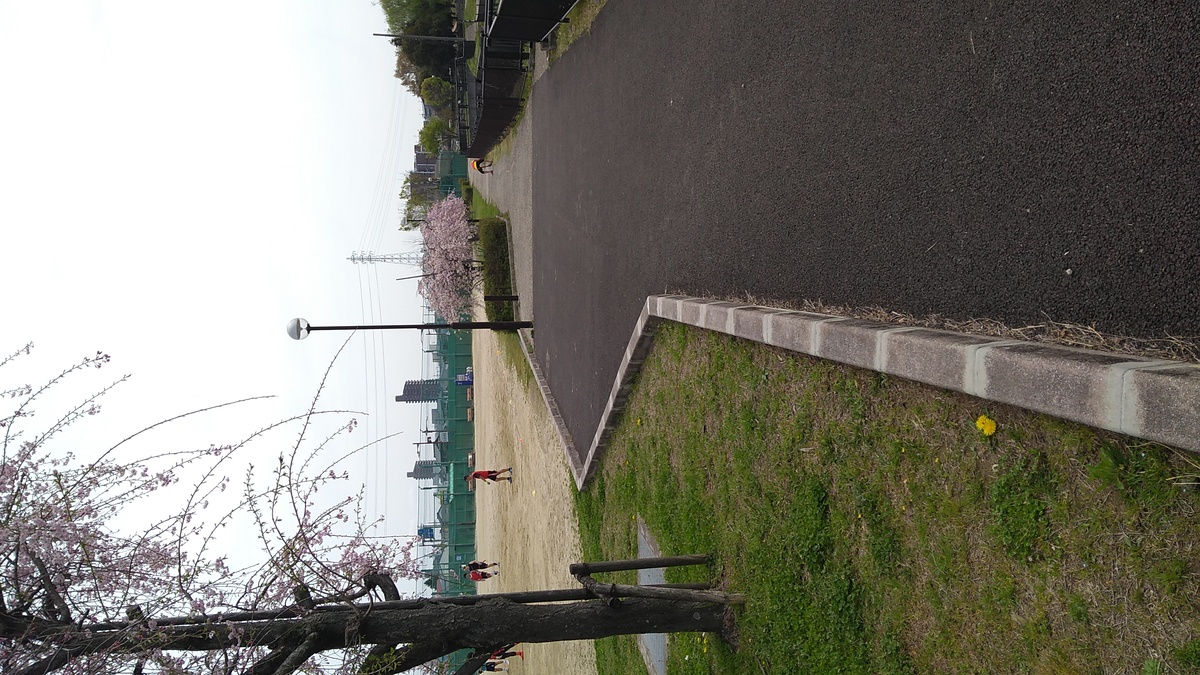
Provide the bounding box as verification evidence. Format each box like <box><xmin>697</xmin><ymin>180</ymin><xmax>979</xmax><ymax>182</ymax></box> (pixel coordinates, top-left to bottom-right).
<box><xmin>378</xmin><ymin>0</ymin><xmax>457</xmax><ymax>97</ymax></box>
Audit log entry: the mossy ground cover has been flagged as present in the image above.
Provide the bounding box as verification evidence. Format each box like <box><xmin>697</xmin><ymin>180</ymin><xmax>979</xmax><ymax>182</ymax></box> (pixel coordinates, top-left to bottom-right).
<box><xmin>574</xmin><ymin>323</ymin><xmax>1200</xmax><ymax>674</ymax></box>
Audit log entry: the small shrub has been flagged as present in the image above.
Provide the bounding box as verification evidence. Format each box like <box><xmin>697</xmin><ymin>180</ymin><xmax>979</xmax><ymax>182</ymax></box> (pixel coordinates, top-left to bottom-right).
<box><xmin>476</xmin><ymin>217</ymin><xmax>514</xmax><ymax>322</ymax></box>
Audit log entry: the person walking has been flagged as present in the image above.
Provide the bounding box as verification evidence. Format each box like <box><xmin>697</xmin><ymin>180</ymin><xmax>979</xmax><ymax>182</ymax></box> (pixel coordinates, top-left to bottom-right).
<box><xmin>464</xmin><ymin>568</ymin><xmax>499</xmax><ymax>582</ymax></box>
<box><xmin>489</xmin><ymin>646</ymin><xmax>524</xmax><ymax>661</ymax></box>
<box><xmin>465</xmin><ymin>468</ymin><xmax>513</xmax><ymax>483</ymax></box>
<box><xmin>470</xmin><ymin>158</ymin><xmax>494</xmax><ymax>174</ymax></box>
<box><xmin>463</xmin><ymin>560</ymin><xmax>499</xmax><ymax>572</ymax></box>
<box><xmin>480</xmin><ymin>662</ymin><xmax>508</xmax><ymax>672</ymax></box>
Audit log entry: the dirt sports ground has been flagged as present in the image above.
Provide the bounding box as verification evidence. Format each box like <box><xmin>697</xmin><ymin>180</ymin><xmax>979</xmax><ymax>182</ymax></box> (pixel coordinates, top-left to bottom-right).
<box><xmin>470</xmin><ymin>328</ymin><xmax>599</xmax><ymax>675</ymax></box>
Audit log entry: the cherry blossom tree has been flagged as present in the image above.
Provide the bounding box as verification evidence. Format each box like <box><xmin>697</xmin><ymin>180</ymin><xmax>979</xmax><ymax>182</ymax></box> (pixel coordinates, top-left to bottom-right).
<box><xmin>0</xmin><ymin>342</ymin><xmax>420</xmax><ymax>675</ymax></box>
<box><xmin>1</xmin><ymin>343</ymin><xmax>734</xmax><ymax>675</ymax></box>
<box><xmin>416</xmin><ymin>195</ymin><xmax>480</xmax><ymax>321</ymax></box>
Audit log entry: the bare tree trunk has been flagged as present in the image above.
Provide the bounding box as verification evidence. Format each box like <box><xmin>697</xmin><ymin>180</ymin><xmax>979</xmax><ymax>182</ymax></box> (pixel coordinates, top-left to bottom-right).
<box><xmin>10</xmin><ymin>596</ymin><xmax>729</xmax><ymax>675</ymax></box>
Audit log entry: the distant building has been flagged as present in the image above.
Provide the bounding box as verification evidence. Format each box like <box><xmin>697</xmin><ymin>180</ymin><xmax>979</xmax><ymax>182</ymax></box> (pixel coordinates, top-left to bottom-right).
<box><xmin>414</xmin><ymin>145</ymin><xmax>436</xmax><ymax>175</ymax></box>
<box><xmin>396</xmin><ymin>379</ymin><xmax>442</xmax><ymax>403</ymax></box>
<box><xmin>407</xmin><ymin>459</ymin><xmax>445</xmax><ymax>481</ymax></box>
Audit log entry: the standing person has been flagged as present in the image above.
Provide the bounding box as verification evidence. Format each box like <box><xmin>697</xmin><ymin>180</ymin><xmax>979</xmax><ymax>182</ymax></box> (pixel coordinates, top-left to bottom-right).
<box><xmin>465</xmin><ymin>468</ymin><xmax>513</xmax><ymax>483</ymax></box>
<box><xmin>463</xmin><ymin>560</ymin><xmax>499</xmax><ymax>573</ymax></box>
<box><xmin>489</xmin><ymin>646</ymin><xmax>523</xmax><ymax>661</ymax></box>
<box><xmin>470</xmin><ymin>158</ymin><xmax>494</xmax><ymax>174</ymax></box>
<box><xmin>465</xmin><ymin>568</ymin><xmax>499</xmax><ymax>582</ymax></box>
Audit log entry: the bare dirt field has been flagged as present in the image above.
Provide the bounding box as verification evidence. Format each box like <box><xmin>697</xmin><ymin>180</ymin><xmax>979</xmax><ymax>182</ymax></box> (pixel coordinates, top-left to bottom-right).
<box><xmin>471</xmin><ymin>328</ymin><xmax>598</xmax><ymax>675</ymax></box>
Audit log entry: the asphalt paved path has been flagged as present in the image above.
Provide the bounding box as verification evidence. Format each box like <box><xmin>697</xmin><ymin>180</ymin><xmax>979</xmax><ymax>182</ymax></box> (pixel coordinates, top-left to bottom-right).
<box><xmin>529</xmin><ymin>0</ymin><xmax>1200</xmax><ymax>451</ymax></box>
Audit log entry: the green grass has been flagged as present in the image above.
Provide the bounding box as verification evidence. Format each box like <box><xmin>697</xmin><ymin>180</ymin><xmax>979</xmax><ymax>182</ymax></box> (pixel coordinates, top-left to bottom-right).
<box><xmin>476</xmin><ymin>216</ymin><xmax>513</xmax><ymax>322</ymax></box>
<box><xmin>573</xmin><ymin>323</ymin><xmax>1200</xmax><ymax>674</ymax></box>
<box><xmin>988</xmin><ymin>451</ymin><xmax>1054</xmax><ymax>561</ymax></box>
<box><xmin>546</xmin><ymin>0</ymin><xmax>609</xmax><ymax>63</ymax></box>
<box><xmin>485</xmin><ymin>65</ymin><xmax>533</xmax><ymax>161</ymax></box>
<box><xmin>492</xmin><ymin>330</ymin><xmax>532</xmax><ymax>391</ymax></box>
<box><xmin>1174</xmin><ymin>638</ymin><xmax>1200</xmax><ymax>669</ymax></box>
<box><xmin>470</xmin><ymin>193</ymin><xmax>516</xmax><ymax>323</ymax></box>
<box><xmin>470</xmin><ymin>189</ymin><xmax>501</xmax><ymax>219</ymax></box>
<box><xmin>594</xmin><ymin>636</ymin><xmax>651</xmax><ymax>675</ymax></box>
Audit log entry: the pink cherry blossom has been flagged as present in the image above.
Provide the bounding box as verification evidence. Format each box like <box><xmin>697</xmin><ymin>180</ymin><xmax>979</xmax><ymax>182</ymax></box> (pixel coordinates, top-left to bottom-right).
<box><xmin>417</xmin><ymin>196</ymin><xmax>480</xmax><ymax>320</ymax></box>
<box><xmin>1</xmin><ymin>344</ymin><xmax>423</xmax><ymax>674</ymax></box>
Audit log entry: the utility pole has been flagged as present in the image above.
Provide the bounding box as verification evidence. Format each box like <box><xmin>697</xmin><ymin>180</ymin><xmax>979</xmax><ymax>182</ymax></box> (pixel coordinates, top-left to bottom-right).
<box><xmin>374</xmin><ymin>33</ymin><xmax>469</xmax><ymax>44</ymax></box>
<box><xmin>350</xmin><ymin>251</ymin><xmax>424</xmax><ymax>266</ymax></box>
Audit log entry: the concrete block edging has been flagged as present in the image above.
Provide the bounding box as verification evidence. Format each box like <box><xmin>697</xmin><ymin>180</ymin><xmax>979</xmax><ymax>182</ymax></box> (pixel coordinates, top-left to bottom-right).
<box><xmin>560</xmin><ymin>295</ymin><xmax>1200</xmax><ymax>489</ymax></box>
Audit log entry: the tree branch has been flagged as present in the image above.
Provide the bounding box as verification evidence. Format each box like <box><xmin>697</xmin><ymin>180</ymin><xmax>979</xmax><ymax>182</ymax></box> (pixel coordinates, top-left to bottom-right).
<box><xmin>13</xmin><ymin>640</ymin><xmax>110</xmax><ymax>675</ymax></box>
<box><xmin>245</xmin><ymin>647</ymin><xmax>292</xmax><ymax>675</ymax></box>
<box><xmin>355</xmin><ymin>572</ymin><xmax>404</xmax><ymax>672</ymax></box>
<box><xmin>362</xmin><ymin>641</ymin><xmax>454</xmax><ymax>675</ymax></box>
<box><xmin>271</xmin><ymin>630</ymin><xmax>322</xmax><ymax>675</ymax></box>
<box><xmin>362</xmin><ymin>572</ymin><xmax>401</xmax><ymax>601</ymax></box>
<box><xmin>28</xmin><ymin>553</ymin><xmax>72</xmax><ymax>623</ymax></box>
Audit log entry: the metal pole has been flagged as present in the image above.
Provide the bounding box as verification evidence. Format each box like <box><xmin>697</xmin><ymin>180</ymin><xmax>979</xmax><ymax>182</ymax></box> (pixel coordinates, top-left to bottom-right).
<box><xmin>569</xmin><ymin>554</ymin><xmax>711</xmax><ymax>575</ymax></box>
<box><xmin>308</xmin><ymin>321</ymin><xmax>531</xmax><ymax>332</ymax></box>
<box><xmin>374</xmin><ymin>33</ymin><xmax>469</xmax><ymax>43</ymax></box>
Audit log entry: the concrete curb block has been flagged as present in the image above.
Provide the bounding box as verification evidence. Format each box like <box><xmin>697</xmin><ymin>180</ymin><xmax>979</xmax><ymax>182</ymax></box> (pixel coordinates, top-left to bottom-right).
<box><xmin>563</xmin><ymin>295</ymin><xmax>1200</xmax><ymax>489</ymax></box>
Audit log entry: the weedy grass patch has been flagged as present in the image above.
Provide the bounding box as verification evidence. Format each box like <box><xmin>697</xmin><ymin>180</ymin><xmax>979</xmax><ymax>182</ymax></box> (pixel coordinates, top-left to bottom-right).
<box><xmin>574</xmin><ymin>323</ymin><xmax>1200</xmax><ymax>673</ymax></box>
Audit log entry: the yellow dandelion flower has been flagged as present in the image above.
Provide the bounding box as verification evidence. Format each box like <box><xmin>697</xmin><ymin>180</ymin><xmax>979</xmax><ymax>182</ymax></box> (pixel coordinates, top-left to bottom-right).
<box><xmin>975</xmin><ymin>414</ymin><xmax>997</xmax><ymax>437</ymax></box>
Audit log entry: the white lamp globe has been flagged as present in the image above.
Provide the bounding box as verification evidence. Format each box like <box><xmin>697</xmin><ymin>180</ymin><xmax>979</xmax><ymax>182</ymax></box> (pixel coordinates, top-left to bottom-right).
<box><xmin>287</xmin><ymin>318</ymin><xmax>311</xmax><ymax>340</ymax></box>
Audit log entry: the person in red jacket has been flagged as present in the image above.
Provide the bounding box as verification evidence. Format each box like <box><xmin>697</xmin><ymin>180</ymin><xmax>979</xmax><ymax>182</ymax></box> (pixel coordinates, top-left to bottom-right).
<box><xmin>465</xmin><ymin>568</ymin><xmax>499</xmax><ymax>582</ymax></box>
<box><xmin>464</xmin><ymin>467</ymin><xmax>513</xmax><ymax>483</ymax></box>
<box><xmin>489</xmin><ymin>644</ymin><xmax>523</xmax><ymax>661</ymax></box>
<box><xmin>463</xmin><ymin>560</ymin><xmax>499</xmax><ymax>573</ymax></box>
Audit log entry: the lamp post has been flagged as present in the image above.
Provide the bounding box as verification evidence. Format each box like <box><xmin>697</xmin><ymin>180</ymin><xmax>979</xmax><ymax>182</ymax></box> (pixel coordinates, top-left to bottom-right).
<box><xmin>373</xmin><ymin>33</ymin><xmax>469</xmax><ymax>44</ymax></box>
<box><xmin>287</xmin><ymin>318</ymin><xmax>531</xmax><ymax>340</ymax></box>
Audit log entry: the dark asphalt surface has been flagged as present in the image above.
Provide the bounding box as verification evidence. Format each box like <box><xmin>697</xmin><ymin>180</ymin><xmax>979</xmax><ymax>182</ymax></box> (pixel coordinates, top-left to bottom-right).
<box><xmin>529</xmin><ymin>0</ymin><xmax>1200</xmax><ymax>451</ymax></box>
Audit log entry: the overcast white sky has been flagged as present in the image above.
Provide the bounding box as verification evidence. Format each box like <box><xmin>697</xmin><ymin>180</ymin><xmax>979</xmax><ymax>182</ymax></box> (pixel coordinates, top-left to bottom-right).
<box><xmin>0</xmin><ymin>1</ymin><xmax>432</xmax><ymax>586</ymax></box>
